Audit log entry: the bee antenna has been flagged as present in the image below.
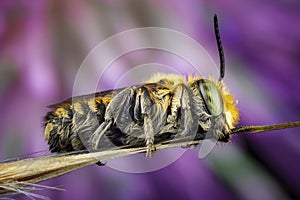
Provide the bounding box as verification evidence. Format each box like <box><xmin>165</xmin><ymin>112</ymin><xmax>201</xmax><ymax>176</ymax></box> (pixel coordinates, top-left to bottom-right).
<box><xmin>214</xmin><ymin>14</ymin><xmax>225</xmax><ymax>82</ymax></box>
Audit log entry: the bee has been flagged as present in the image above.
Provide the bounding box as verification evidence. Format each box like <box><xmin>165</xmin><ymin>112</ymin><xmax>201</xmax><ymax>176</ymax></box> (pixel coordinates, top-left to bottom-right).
<box><xmin>44</xmin><ymin>15</ymin><xmax>300</xmax><ymax>157</ymax></box>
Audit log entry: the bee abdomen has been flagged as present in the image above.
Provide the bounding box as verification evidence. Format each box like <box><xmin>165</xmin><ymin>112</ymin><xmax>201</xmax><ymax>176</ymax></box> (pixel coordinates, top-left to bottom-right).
<box><xmin>44</xmin><ymin>99</ymin><xmax>107</xmax><ymax>152</ymax></box>
<box><xmin>44</xmin><ymin>107</ymin><xmax>74</xmax><ymax>152</ymax></box>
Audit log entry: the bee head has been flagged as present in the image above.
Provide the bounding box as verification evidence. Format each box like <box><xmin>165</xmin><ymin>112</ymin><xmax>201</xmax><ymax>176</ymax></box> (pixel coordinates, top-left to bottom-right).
<box><xmin>193</xmin><ymin>78</ymin><xmax>239</xmax><ymax>131</ymax></box>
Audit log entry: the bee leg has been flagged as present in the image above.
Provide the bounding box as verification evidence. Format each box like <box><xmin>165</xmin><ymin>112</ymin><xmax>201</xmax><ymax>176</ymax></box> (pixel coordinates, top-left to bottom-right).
<box><xmin>135</xmin><ymin>87</ymin><xmax>157</xmax><ymax>157</ymax></box>
<box><xmin>96</xmin><ymin>161</ymin><xmax>106</xmax><ymax>166</ymax></box>
<box><xmin>90</xmin><ymin>85</ymin><xmax>164</xmax><ymax>157</ymax></box>
<box><xmin>89</xmin><ymin>87</ymin><xmax>136</xmax><ymax>150</ymax></box>
<box><xmin>144</xmin><ymin>116</ymin><xmax>156</xmax><ymax>157</ymax></box>
<box><xmin>90</xmin><ymin>120</ymin><xmax>113</xmax><ymax>149</ymax></box>
<box><xmin>168</xmin><ymin>84</ymin><xmax>200</xmax><ymax>137</ymax></box>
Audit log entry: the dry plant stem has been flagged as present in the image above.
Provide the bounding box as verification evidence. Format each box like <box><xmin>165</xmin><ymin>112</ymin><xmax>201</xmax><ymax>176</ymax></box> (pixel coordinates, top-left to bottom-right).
<box><xmin>0</xmin><ymin>147</ymin><xmax>145</xmax><ymax>195</ymax></box>
<box><xmin>0</xmin><ymin>138</ymin><xmax>199</xmax><ymax>195</ymax></box>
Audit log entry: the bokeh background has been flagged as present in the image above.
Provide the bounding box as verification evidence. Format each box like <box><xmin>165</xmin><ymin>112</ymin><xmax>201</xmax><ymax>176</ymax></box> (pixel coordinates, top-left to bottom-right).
<box><xmin>1</xmin><ymin>0</ymin><xmax>300</xmax><ymax>199</ymax></box>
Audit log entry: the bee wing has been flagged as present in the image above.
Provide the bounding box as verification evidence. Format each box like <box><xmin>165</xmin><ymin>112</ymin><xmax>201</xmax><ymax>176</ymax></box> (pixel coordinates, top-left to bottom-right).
<box><xmin>198</xmin><ymin>137</ymin><xmax>217</xmax><ymax>158</ymax></box>
<box><xmin>47</xmin><ymin>83</ymin><xmax>159</xmax><ymax>108</ymax></box>
<box><xmin>47</xmin><ymin>88</ymin><xmax>126</xmax><ymax>108</ymax></box>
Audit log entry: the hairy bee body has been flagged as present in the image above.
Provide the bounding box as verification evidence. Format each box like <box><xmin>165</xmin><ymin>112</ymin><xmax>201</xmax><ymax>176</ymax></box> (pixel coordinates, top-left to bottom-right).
<box><xmin>44</xmin><ymin>91</ymin><xmax>110</xmax><ymax>152</ymax></box>
<box><xmin>44</xmin><ymin>74</ymin><xmax>239</xmax><ymax>156</ymax></box>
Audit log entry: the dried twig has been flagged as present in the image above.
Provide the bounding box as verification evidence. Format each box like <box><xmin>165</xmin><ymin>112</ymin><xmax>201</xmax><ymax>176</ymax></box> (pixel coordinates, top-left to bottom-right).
<box><xmin>0</xmin><ymin>136</ymin><xmax>199</xmax><ymax>196</ymax></box>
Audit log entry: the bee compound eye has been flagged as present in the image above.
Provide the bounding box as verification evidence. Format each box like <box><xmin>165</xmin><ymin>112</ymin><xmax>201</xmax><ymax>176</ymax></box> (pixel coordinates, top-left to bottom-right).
<box><xmin>198</xmin><ymin>79</ymin><xmax>224</xmax><ymax>116</ymax></box>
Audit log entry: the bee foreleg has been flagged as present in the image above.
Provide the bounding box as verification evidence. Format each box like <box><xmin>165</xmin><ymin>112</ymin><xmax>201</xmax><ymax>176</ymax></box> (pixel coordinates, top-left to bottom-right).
<box><xmin>168</xmin><ymin>84</ymin><xmax>200</xmax><ymax>137</ymax></box>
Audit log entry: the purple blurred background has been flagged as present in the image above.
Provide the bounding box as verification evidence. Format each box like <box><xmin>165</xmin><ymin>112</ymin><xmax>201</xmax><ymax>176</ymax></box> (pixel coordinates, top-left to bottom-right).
<box><xmin>1</xmin><ymin>0</ymin><xmax>300</xmax><ymax>199</ymax></box>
